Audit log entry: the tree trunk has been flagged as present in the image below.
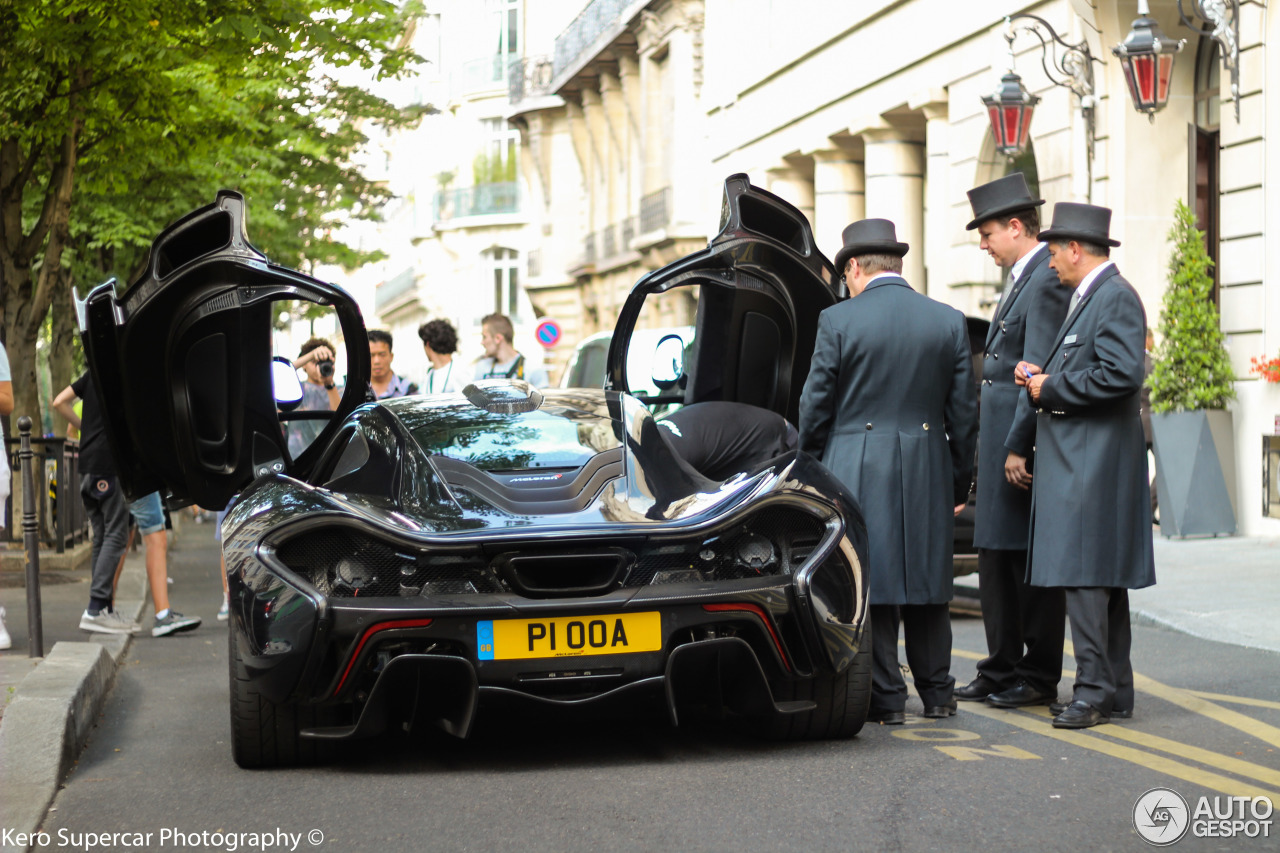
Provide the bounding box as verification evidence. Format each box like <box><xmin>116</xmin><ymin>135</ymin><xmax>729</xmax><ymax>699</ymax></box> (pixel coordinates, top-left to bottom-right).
<box><xmin>0</xmin><ymin>120</ymin><xmax>80</xmax><ymax>438</ymax></box>
<box><xmin>49</xmin><ymin>263</ymin><xmax>79</xmax><ymax>436</ymax></box>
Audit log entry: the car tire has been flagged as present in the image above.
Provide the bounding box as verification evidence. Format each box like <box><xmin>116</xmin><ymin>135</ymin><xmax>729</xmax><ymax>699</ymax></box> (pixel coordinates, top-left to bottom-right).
<box><xmin>764</xmin><ymin>638</ymin><xmax>872</xmax><ymax>740</ymax></box>
<box><xmin>229</xmin><ymin>630</ymin><xmax>329</xmax><ymax>768</ymax></box>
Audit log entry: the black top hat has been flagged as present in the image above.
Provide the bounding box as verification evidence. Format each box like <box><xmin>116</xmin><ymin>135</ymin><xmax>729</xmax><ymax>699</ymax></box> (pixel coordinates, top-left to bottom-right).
<box><xmin>965</xmin><ymin>172</ymin><xmax>1045</xmax><ymax>230</ymax></box>
<box><xmin>833</xmin><ymin>218</ymin><xmax>909</xmax><ymax>273</ymax></box>
<box><xmin>1039</xmin><ymin>202</ymin><xmax>1121</xmax><ymax>248</ymax></box>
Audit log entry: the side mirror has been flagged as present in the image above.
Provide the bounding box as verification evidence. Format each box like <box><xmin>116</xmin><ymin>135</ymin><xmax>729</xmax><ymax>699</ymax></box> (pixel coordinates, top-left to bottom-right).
<box><xmin>272</xmin><ymin>356</ymin><xmax>304</xmax><ymax>411</ymax></box>
<box><xmin>651</xmin><ymin>334</ymin><xmax>686</xmax><ymax>391</ymax></box>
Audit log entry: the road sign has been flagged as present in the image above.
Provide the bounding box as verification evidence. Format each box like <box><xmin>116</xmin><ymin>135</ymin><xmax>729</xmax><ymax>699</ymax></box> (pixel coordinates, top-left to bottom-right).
<box><xmin>535</xmin><ymin>319</ymin><xmax>562</xmax><ymax>348</ymax></box>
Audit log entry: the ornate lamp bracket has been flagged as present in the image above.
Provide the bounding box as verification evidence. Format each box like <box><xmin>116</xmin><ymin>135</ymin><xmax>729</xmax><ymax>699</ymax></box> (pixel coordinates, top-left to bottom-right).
<box><xmin>1177</xmin><ymin>0</ymin><xmax>1240</xmax><ymax>121</ymax></box>
<box><xmin>1006</xmin><ymin>13</ymin><xmax>1098</xmax><ymax>106</ymax></box>
<box><xmin>1004</xmin><ymin>14</ymin><xmax>1100</xmax><ymax>194</ymax></box>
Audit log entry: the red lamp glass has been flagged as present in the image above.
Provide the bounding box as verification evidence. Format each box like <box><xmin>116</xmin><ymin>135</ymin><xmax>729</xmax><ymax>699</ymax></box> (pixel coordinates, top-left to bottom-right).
<box><xmin>982</xmin><ymin>70</ymin><xmax>1040</xmax><ymax>157</ymax></box>
<box><xmin>1112</xmin><ymin>0</ymin><xmax>1185</xmax><ymax>120</ymax></box>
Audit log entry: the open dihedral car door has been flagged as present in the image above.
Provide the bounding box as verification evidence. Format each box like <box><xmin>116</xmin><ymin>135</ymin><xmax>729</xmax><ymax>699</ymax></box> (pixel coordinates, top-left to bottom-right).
<box><xmin>606</xmin><ymin>174</ymin><xmax>842</xmax><ymax>424</ymax></box>
<box><xmin>78</xmin><ymin>190</ymin><xmax>369</xmax><ymax>510</ymax></box>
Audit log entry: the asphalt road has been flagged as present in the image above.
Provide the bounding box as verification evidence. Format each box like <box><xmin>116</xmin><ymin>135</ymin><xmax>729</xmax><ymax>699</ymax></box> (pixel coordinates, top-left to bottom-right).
<box><xmin>36</xmin><ymin>523</ymin><xmax>1280</xmax><ymax>853</ymax></box>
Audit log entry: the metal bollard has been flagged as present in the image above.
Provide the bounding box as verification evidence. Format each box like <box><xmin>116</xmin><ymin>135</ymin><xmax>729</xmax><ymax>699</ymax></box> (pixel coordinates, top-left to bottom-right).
<box><xmin>18</xmin><ymin>416</ymin><xmax>44</xmax><ymax>658</ymax></box>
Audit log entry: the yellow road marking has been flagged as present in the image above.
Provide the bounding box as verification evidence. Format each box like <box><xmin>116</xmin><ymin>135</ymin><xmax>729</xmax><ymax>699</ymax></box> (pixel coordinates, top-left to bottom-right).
<box><xmin>1020</xmin><ymin>707</ymin><xmax>1280</xmax><ymax>789</ymax></box>
<box><xmin>1189</xmin><ymin>691</ymin><xmax>1280</xmax><ymax>711</ymax></box>
<box><xmin>959</xmin><ymin>701</ymin><xmax>1280</xmax><ymax>801</ymax></box>
<box><xmin>1058</xmin><ymin>639</ymin><xmax>1280</xmax><ymax>753</ymax></box>
<box><xmin>954</xmin><ymin>641</ymin><xmax>1280</xmax><ymax>750</ymax></box>
<box><xmin>1131</xmin><ymin>672</ymin><xmax>1280</xmax><ymax>752</ymax></box>
<box><xmin>948</xmin><ymin>641</ymin><xmax>1280</xmax><ymax>788</ymax></box>
<box><xmin>935</xmin><ymin>744</ymin><xmax>1041</xmax><ymax>761</ymax></box>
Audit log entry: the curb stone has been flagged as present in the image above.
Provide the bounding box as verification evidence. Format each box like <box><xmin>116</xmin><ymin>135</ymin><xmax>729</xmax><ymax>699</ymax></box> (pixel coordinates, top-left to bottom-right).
<box><xmin>0</xmin><ymin>562</ymin><xmax>145</xmax><ymax>853</ymax></box>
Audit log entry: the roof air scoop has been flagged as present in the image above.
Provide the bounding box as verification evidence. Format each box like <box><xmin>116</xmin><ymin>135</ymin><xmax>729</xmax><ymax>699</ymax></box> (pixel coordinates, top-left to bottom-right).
<box><xmin>463</xmin><ymin>380</ymin><xmax>544</xmax><ymax>414</ymax></box>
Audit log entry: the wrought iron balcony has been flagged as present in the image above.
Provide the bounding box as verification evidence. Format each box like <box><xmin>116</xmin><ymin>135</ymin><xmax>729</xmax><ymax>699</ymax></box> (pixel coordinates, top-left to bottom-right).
<box><xmin>639</xmin><ymin>186</ymin><xmax>672</xmax><ymax>234</ymax></box>
<box><xmin>433</xmin><ymin>182</ymin><xmax>521</xmax><ymax>223</ymax></box>
<box><xmin>553</xmin><ymin>0</ymin><xmax>635</xmax><ymax>80</ymax></box>
<box><xmin>508</xmin><ymin>55</ymin><xmax>554</xmax><ymax>106</ymax></box>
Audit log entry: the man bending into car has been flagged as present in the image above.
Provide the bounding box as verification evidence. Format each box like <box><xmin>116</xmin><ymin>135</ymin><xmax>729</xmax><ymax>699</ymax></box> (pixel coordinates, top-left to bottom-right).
<box><xmin>658</xmin><ymin>402</ymin><xmax>797</xmax><ymax>481</ymax></box>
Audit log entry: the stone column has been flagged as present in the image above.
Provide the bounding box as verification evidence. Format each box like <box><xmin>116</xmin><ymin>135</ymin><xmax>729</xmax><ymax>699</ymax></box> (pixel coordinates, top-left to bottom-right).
<box><xmin>598</xmin><ymin>67</ymin><xmax>626</xmax><ymax>225</ymax></box>
<box><xmin>580</xmin><ymin>86</ymin><xmax>607</xmax><ymax>235</ymax></box>
<box><xmin>919</xmin><ymin>101</ymin><xmax>949</xmax><ymax>299</ymax></box>
<box><xmin>812</xmin><ymin>147</ymin><xmax>865</xmax><ymax>261</ymax></box>
<box><xmin>862</xmin><ymin>127</ymin><xmax>926</xmax><ymax>289</ymax></box>
<box><xmin>564</xmin><ymin>97</ymin><xmax>594</xmax><ymax>238</ymax></box>
<box><xmin>616</xmin><ymin>52</ymin><xmax>643</xmax><ymax>220</ymax></box>
<box><xmin>767</xmin><ymin>165</ymin><xmax>816</xmax><ymax>230</ymax></box>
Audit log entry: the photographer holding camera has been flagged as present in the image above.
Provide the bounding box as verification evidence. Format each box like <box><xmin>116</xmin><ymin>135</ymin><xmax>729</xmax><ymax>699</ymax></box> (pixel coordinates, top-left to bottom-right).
<box><xmin>287</xmin><ymin>337</ymin><xmax>341</xmax><ymax>457</ymax></box>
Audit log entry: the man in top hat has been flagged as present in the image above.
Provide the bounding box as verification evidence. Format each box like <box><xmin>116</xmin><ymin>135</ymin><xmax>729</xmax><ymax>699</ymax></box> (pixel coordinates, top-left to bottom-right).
<box><xmin>956</xmin><ymin>173</ymin><xmax>1070</xmax><ymax>710</ymax></box>
<box><xmin>799</xmin><ymin>219</ymin><xmax>977</xmax><ymax>724</ymax></box>
<box><xmin>1016</xmin><ymin>202</ymin><xmax>1155</xmax><ymax>729</ymax></box>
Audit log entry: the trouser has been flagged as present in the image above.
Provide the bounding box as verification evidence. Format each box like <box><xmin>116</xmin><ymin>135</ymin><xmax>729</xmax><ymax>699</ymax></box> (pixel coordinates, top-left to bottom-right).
<box><xmin>975</xmin><ymin>547</ymin><xmax>1066</xmax><ymax>692</ymax></box>
<box><xmin>869</xmin><ymin>603</ymin><xmax>955</xmax><ymax>712</ymax></box>
<box><xmin>1064</xmin><ymin>587</ymin><xmax>1135</xmax><ymax>714</ymax></box>
<box><xmin>82</xmin><ymin>474</ymin><xmax>130</xmax><ymax>607</ymax></box>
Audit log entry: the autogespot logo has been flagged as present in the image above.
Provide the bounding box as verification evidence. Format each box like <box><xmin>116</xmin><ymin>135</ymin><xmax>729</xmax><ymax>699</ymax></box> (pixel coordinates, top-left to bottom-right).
<box><xmin>1134</xmin><ymin>788</ymin><xmax>1191</xmax><ymax>846</ymax></box>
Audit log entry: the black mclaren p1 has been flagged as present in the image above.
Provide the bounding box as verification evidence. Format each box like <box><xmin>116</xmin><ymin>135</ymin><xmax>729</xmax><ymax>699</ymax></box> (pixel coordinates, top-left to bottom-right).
<box><xmin>79</xmin><ymin>175</ymin><xmax>872</xmax><ymax>768</ymax></box>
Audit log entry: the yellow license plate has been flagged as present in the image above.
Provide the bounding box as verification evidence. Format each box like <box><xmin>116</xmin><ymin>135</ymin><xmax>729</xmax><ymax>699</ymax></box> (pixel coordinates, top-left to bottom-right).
<box><xmin>476</xmin><ymin>612</ymin><xmax>661</xmax><ymax>661</ymax></box>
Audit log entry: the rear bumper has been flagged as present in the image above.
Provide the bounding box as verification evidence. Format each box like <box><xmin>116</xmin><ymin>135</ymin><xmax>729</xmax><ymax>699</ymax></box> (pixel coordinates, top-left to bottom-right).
<box><xmin>229</xmin><ymin>571</ymin><xmax>866</xmax><ymax>740</ymax></box>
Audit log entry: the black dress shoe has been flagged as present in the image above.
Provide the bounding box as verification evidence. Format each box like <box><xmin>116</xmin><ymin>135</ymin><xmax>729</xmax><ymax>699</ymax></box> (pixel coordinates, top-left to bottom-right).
<box><xmin>1050</xmin><ymin>701</ymin><xmax>1131</xmax><ymax>719</ymax></box>
<box><xmin>986</xmin><ymin>680</ymin><xmax>1057</xmax><ymax>708</ymax></box>
<box><xmin>955</xmin><ymin>676</ymin><xmax>1003</xmax><ymax>702</ymax></box>
<box><xmin>867</xmin><ymin>709</ymin><xmax>906</xmax><ymax>725</ymax></box>
<box><xmin>1051</xmin><ymin>700</ymin><xmax>1109</xmax><ymax>729</ymax></box>
<box><xmin>922</xmin><ymin>700</ymin><xmax>958</xmax><ymax>718</ymax></box>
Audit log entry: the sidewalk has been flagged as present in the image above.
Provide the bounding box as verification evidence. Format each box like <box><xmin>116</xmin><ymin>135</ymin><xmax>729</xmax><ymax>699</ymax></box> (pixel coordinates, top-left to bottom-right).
<box><xmin>1131</xmin><ymin>534</ymin><xmax>1280</xmax><ymax>654</ymax></box>
<box><xmin>0</xmin><ymin>536</ymin><xmax>150</xmax><ymax>851</ymax></box>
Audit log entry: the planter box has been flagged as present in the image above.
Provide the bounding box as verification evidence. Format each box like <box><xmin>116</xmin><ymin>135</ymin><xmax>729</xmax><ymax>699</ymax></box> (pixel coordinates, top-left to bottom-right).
<box><xmin>1151</xmin><ymin>409</ymin><xmax>1237</xmax><ymax>537</ymax></box>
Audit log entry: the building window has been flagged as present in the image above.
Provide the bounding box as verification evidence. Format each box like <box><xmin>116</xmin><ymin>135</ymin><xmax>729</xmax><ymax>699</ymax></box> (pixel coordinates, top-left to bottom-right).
<box><xmin>491</xmin><ymin>0</ymin><xmax>518</xmax><ymax>61</ymax></box>
<box><xmin>476</xmin><ymin>118</ymin><xmax>519</xmax><ymax>185</ymax></box>
<box><xmin>485</xmin><ymin>247</ymin><xmax>521</xmax><ymax>321</ymax></box>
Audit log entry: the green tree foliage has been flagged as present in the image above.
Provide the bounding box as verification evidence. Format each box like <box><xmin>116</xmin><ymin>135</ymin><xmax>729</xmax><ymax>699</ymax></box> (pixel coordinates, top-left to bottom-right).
<box><xmin>1147</xmin><ymin>200</ymin><xmax>1237</xmax><ymax>413</ymax></box>
<box><xmin>1</xmin><ymin>1</ymin><xmax>425</xmax><ymax>431</ymax></box>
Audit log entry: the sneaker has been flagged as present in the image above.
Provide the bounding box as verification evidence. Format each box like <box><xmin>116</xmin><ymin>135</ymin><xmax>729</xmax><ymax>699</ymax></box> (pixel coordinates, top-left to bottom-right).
<box><xmin>152</xmin><ymin>611</ymin><xmax>201</xmax><ymax>637</ymax></box>
<box><xmin>217</xmin><ymin>595</ymin><xmax>229</xmax><ymax>622</ymax></box>
<box><xmin>80</xmin><ymin>608</ymin><xmax>142</xmax><ymax>635</ymax></box>
<box><xmin>0</xmin><ymin>606</ymin><xmax>11</xmax><ymax>650</ymax></box>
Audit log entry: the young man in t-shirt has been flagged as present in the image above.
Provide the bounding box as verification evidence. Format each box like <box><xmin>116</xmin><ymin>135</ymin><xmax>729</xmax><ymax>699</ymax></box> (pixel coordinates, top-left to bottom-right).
<box><xmin>369</xmin><ymin>329</ymin><xmax>418</xmax><ymax>399</ymax></box>
<box><xmin>474</xmin><ymin>313</ymin><xmax>548</xmax><ymax>386</ymax></box>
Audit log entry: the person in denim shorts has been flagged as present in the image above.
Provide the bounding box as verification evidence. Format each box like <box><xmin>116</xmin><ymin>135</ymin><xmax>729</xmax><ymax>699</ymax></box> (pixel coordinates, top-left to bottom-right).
<box><xmin>126</xmin><ymin>492</ymin><xmax>200</xmax><ymax>637</ymax></box>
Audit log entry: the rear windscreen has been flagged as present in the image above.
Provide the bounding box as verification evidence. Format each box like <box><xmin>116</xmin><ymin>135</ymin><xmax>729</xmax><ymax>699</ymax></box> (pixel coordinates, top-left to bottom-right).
<box><xmin>404</xmin><ymin>408</ymin><xmax>620</xmax><ymax>473</ymax></box>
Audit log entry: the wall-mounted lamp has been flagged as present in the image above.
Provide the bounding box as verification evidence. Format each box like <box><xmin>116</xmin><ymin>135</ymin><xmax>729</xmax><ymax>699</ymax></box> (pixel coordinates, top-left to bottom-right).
<box><xmin>981</xmin><ymin>14</ymin><xmax>1099</xmax><ymax>192</ymax></box>
<box><xmin>1113</xmin><ymin>0</ymin><xmax>1186</xmax><ymax>121</ymax></box>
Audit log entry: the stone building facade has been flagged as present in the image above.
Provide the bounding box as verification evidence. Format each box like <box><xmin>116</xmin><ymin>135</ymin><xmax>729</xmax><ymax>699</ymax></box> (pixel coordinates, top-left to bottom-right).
<box><xmin>504</xmin><ymin>0</ymin><xmax>1278</xmax><ymax>535</ymax></box>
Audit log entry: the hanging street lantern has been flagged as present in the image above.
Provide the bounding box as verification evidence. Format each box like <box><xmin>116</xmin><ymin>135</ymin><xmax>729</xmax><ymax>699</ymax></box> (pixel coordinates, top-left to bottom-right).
<box><xmin>1113</xmin><ymin>0</ymin><xmax>1185</xmax><ymax>120</ymax></box>
<box><xmin>982</xmin><ymin>68</ymin><xmax>1039</xmax><ymax>157</ymax></box>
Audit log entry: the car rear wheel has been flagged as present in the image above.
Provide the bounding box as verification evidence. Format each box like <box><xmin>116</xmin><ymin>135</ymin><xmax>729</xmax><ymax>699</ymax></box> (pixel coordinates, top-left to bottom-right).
<box><xmin>229</xmin><ymin>630</ymin><xmax>329</xmax><ymax>768</ymax></box>
<box><xmin>764</xmin><ymin>638</ymin><xmax>872</xmax><ymax>740</ymax></box>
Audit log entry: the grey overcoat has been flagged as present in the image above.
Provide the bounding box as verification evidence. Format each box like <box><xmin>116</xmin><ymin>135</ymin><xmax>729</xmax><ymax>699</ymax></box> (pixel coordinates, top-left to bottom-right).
<box><xmin>1027</xmin><ymin>266</ymin><xmax>1156</xmax><ymax>590</ymax></box>
<box><xmin>974</xmin><ymin>247</ymin><xmax>1071</xmax><ymax>550</ymax></box>
<box><xmin>799</xmin><ymin>276</ymin><xmax>978</xmax><ymax>606</ymax></box>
